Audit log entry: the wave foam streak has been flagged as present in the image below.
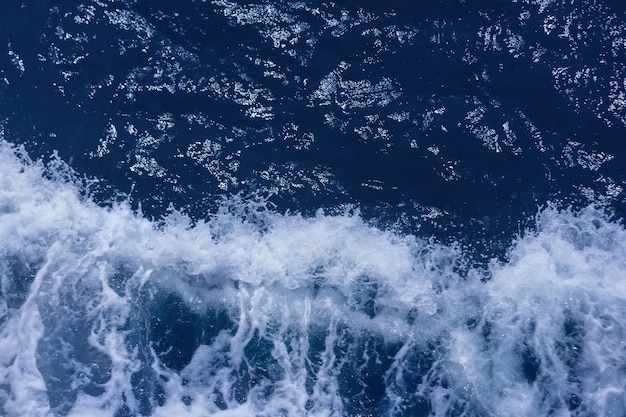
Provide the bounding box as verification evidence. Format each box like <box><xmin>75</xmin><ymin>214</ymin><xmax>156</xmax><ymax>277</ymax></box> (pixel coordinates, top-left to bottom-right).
<box><xmin>0</xmin><ymin>141</ymin><xmax>625</xmax><ymax>416</ymax></box>
<box><xmin>478</xmin><ymin>207</ymin><xmax>626</xmax><ymax>417</ymax></box>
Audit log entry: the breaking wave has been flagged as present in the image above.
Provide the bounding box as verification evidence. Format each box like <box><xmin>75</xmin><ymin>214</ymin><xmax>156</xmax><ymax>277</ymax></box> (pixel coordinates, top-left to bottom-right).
<box><xmin>1</xmin><ymin>140</ymin><xmax>625</xmax><ymax>417</ymax></box>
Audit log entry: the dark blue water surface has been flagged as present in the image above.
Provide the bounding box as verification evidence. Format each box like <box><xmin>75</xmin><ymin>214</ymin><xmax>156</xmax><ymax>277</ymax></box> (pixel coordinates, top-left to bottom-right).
<box><xmin>1</xmin><ymin>1</ymin><xmax>626</xmax><ymax>416</ymax></box>
<box><xmin>2</xmin><ymin>0</ymin><xmax>624</xmax><ymax>236</ymax></box>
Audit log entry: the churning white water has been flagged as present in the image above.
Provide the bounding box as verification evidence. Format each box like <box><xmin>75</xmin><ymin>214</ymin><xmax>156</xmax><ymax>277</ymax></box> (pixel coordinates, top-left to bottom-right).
<box><xmin>0</xmin><ymin>140</ymin><xmax>625</xmax><ymax>417</ymax></box>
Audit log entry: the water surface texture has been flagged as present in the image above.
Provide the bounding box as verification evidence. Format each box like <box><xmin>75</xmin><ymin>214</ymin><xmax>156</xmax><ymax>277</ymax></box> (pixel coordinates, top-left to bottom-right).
<box><xmin>1</xmin><ymin>1</ymin><xmax>626</xmax><ymax>416</ymax></box>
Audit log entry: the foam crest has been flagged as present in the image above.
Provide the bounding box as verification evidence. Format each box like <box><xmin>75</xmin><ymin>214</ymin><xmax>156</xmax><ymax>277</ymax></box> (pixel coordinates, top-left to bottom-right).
<box><xmin>474</xmin><ymin>205</ymin><xmax>626</xmax><ymax>416</ymax></box>
<box><xmin>1</xmin><ymin>141</ymin><xmax>625</xmax><ymax>416</ymax></box>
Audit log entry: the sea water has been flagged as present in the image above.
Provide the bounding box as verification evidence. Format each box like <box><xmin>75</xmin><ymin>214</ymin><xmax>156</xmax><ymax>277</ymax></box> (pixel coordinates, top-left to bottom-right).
<box><xmin>1</xmin><ymin>141</ymin><xmax>625</xmax><ymax>416</ymax></box>
<box><xmin>2</xmin><ymin>1</ymin><xmax>626</xmax><ymax>416</ymax></box>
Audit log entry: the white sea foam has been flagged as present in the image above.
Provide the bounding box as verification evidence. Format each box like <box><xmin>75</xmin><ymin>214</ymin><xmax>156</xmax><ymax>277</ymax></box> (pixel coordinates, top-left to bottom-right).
<box><xmin>0</xmin><ymin>140</ymin><xmax>625</xmax><ymax>416</ymax></box>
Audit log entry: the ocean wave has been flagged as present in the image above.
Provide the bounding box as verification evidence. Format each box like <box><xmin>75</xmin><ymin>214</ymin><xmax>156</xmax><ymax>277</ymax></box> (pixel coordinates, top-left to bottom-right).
<box><xmin>1</xmin><ymin>141</ymin><xmax>625</xmax><ymax>416</ymax></box>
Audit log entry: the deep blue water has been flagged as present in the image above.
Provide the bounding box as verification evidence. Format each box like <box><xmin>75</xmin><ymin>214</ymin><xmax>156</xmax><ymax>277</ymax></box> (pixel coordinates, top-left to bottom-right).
<box><xmin>1</xmin><ymin>1</ymin><xmax>626</xmax><ymax>416</ymax></box>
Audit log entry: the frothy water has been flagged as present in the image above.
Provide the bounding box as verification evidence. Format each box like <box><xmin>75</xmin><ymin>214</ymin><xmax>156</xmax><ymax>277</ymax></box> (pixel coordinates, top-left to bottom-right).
<box><xmin>1</xmin><ymin>140</ymin><xmax>625</xmax><ymax>416</ymax></box>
